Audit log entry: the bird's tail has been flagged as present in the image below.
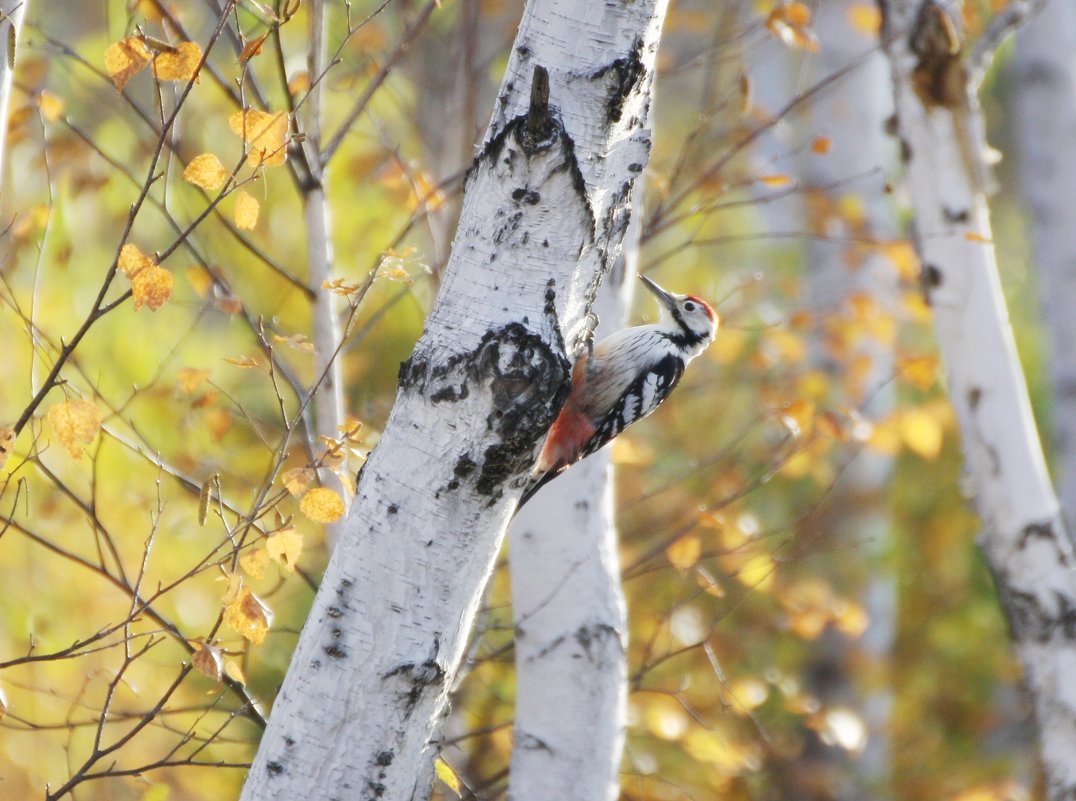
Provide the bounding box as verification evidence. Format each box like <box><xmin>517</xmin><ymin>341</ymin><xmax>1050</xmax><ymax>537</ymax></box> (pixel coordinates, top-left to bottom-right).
<box><xmin>514</xmin><ymin>467</ymin><xmax>566</xmax><ymax>513</ymax></box>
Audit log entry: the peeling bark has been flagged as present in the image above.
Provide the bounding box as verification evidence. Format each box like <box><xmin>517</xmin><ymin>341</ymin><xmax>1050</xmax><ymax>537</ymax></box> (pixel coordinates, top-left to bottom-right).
<box><xmin>239</xmin><ymin>2</ymin><xmax>668</xmax><ymax>799</ymax></box>
<box><xmin>880</xmin><ymin>2</ymin><xmax>1076</xmax><ymax>797</ymax></box>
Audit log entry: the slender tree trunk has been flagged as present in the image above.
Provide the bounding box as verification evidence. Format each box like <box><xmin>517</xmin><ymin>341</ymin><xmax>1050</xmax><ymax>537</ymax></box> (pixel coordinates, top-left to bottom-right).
<box><xmin>1014</xmin><ymin>0</ymin><xmax>1076</xmax><ymax>545</ymax></box>
<box><xmin>879</xmin><ymin>2</ymin><xmax>1076</xmax><ymax>798</ymax></box>
<box><xmin>798</xmin><ymin>3</ymin><xmax>897</xmax><ymax>797</ymax></box>
<box><xmin>507</xmin><ymin>214</ymin><xmax>637</xmax><ymax>801</ymax></box>
<box><xmin>304</xmin><ymin>0</ymin><xmax>344</xmax><ymax>469</ymax></box>
<box><xmin>240</xmin><ymin>2</ymin><xmax>668</xmax><ymax>799</ymax></box>
<box><xmin>0</xmin><ymin>0</ymin><xmax>27</xmax><ymax>201</ymax></box>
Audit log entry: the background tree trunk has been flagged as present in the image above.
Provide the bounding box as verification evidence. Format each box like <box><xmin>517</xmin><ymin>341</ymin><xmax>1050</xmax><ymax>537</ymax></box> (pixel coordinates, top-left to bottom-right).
<box><xmin>507</xmin><ymin>215</ymin><xmax>637</xmax><ymax>801</ymax></box>
<box><xmin>0</xmin><ymin>0</ymin><xmax>27</xmax><ymax>201</ymax></box>
<box><xmin>239</xmin><ymin>2</ymin><xmax>669</xmax><ymax>798</ymax></box>
<box><xmin>797</xmin><ymin>1</ymin><xmax>898</xmax><ymax>795</ymax></box>
<box><xmin>879</xmin><ymin>2</ymin><xmax>1076</xmax><ymax>797</ymax></box>
<box><xmin>1014</xmin><ymin>0</ymin><xmax>1076</xmax><ymax>545</ymax></box>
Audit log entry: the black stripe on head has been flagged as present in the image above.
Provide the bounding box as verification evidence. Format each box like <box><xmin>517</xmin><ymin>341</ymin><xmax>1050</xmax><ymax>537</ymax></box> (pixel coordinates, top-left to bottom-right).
<box><xmin>668</xmin><ymin>305</ymin><xmax>709</xmax><ymax>348</ymax></box>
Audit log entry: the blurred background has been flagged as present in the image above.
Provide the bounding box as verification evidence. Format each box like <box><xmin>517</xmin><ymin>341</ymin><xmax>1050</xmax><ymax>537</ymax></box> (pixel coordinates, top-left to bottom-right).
<box><xmin>0</xmin><ymin>1</ymin><xmax>1047</xmax><ymax>799</ymax></box>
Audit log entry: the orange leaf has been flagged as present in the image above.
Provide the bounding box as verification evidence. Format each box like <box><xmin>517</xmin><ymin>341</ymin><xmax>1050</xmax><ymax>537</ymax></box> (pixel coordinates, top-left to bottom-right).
<box><xmin>666</xmin><ymin>535</ymin><xmax>701</xmax><ymax>572</ymax></box>
<box><xmin>118</xmin><ymin>243</ymin><xmax>154</xmax><ymax>277</ymax></box>
<box><xmin>758</xmin><ymin>174</ymin><xmax>792</xmax><ymax>188</ymax></box>
<box><xmin>240</xmin><ymin>547</ymin><xmax>269</xmax><ymax>580</ymax></box>
<box><xmin>228</xmin><ymin>109</ymin><xmax>289</xmax><ymax>166</ymax></box>
<box><xmin>300</xmin><ymin>487</ymin><xmax>346</xmax><ymax>523</ymax></box>
<box><xmin>282</xmin><ymin>467</ymin><xmax>315</xmax><ymax>496</ymax></box>
<box><xmin>191</xmin><ymin>641</ymin><xmax>224</xmax><ymax>681</ymax></box>
<box><xmin>152</xmin><ymin>41</ymin><xmax>202</xmax><ymax>82</ymax></box>
<box><xmin>177</xmin><ymin>367</ymin><xmax>210</xmax><ymax>394</ymax></box>
<box><xmin>267</xmin><ymin>527</ymin><xmax>303</xmax><ymax>571</ymax></box>
<box><xmin>36</xmin><ymin>91</ymin><xmax>65</xmax><ymax>122</ymax></box>
<box><xmin>183</xmin><ymin>153</ymin><xmax>229</xmax><ymax>191</ymax></box>
<box><xmin>239</xmin><ymin>33</ymin><xmax>269</xmax><ymax>65</ymax></box>
<box><xmin>811</xmin><ymin>136</ymin><xmax>831</xmax><ymax>155</ymax></box>
<box><xmin>47</xmin><ymin>399</ymin><xmax>104</xmax><ymax>459</ymax></box>
<box><xmin>847</xmin><ymin>3</ymin><xmax>882</xmax><ymax>35</ymax></box>
<box><xmin>224</xmin><ymin>586</ymin><xmax>273</xmax><ymax>645</ymax></box>
<box><xmin>234</xmin><ymin>190</ymin><xmax>260</xmax><ymax>230</ymax></box>
<box><xmin>132</xmin><ymin>265</ymin><xmax>174</xmax><ymax>311</ymax></box>
<box><xmin>104</xmin><ymin>37</ymin><xmax>152</xmax><ymax>90</ymax></box>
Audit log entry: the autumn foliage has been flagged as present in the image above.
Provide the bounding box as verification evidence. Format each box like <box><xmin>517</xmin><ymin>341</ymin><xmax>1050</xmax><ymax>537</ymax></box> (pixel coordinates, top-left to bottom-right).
<box><xmin>0</xmin><ymin>2</ymin><xmax>1043</xmax><ymax>801</ymax></box>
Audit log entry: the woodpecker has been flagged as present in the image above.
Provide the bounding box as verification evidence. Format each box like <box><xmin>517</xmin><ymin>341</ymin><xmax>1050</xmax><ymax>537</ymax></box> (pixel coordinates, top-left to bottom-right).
<box><xmin>519</xmin><ymin>274</ymin><xmax>718</xmax><ymax>507</ymax></box>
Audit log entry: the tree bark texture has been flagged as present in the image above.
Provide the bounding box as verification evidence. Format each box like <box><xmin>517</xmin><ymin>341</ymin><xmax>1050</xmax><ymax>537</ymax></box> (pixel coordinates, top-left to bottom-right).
<box><xmin>240</xmin><ymin>2</ymin><xmax>668</xmax><ymax>799</ymax></box>
<box><xmin>880</xmin><ymin>2</ymin><xmax>1076</xmax><ymax>798</ymax></box>
<box><xmin>1014</xmin><ymin>0</ymin><xmax>1076</xmax><ymax>547</ymax></box>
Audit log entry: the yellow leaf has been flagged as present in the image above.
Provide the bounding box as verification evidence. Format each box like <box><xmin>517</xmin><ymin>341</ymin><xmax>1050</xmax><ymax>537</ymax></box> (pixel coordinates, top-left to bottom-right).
<box><xmin>104</xmin><ymin>36</ymin><xmax>152</xmax><ymax>90</ymax></box>
<box><xmin>666</xmin><ymin>535</ymin><xmax>701</xmax><ymax>572</ymax></box>
<box><xmin>47</xmin><ymin>399</ymin><xmax>104</xmax><ymax>459</ymax></box>
<box><xmin>224</xmin><ymin>355</ymin><xmax>261</xmax><ymax>368</ymax></box>
<box><xmin>152</xmin><ymin>41</ymin><xmax>202</xmax><ymax>82</ymax></box>
<box><xmin>183</xmin><ymin>153</ymin><xmax>229</xmax><ymax>191</ymax></box>
<box><xmin>300</xmin><ymin>487</ymin><xmax>346</xmax><ymax>523</ymax></box>
<box><xmin>234</xmin><ymin>190</ymin><xmax>260</xmax><ymax>230</ymax></box>
<box><xmin>833</xmin><ymin>600</ymin><xmax>869</xmax><ymax>638</ymax></box>
<box><xmin>287</xmin><ymin>71</ymin><xmax>311</xmax><ymax>96</ymax></box>
<box><xmin>36</xmin><ymin>91</ymin><xmax>64</xmax><ymax>122</ymax></box>
<box><xmin>728</xmin><ymin>676</ymin><xmax>769</xmax><ymax>712</ymax></box>
<box><xmin>848</xmin><ymin>3</ymin><xmax>883</xmax><ymax>35</ymax></box>
<box><xmin>205</xmin><ymin>407</ymin><xmax>233</xmax><ymax>441</ymax></box>
<box><xmin>224</xmin><ymin>586</ymin><xmax>273</xmax><ymax>645</ymax></box>
<box><xmin>435</xmin><ymin>758</ymin><xmax>462</xmax><ymax>797</ymax></box>
<box><xmin>228</xmin><ymin>109</ymin><xmax>288</xmax><ymax>166</ymax></box>
<box><xmin>323</xmin><ymin>278</ymin><xmax>361</xmax><ymax>296</ymax></box>
<box><xmin>900</xmin><ymin>407</ymin><xmax>944</xmax><ymax>459</ymax></box>
<box><xmin>964</xmin><ymin>230</ymin><xmax>993</xmax><ymax>244</ymax></box>
<box><xmin>899</xmin><ymin>355</ymin><xmax>939</xmax><ymax>391</ymax></box>
<box><xmin>240</xmin><ymin>546</ymin><xmax>269</xmax><ymax>580</ymax></box>
<box><xmin>0</xmin><ymin>427</ymin><xmax>15</xmax><ymax>470</ymax></box>
<box><xmin>224</xmin><ymin>659</ymin><xmax>247</xmax><ymax>685</ymax></box>
<box><xmin>757</xmin><ymin>173</ymin><xmax>792</xmax><ymax>188</ymax></box>
<box><xmin>282</xmin><ymin>466</ymin><xmax>315</xmax><ymax>496</ymax></box>
<box><xmin>119</xmin><ymin>243</ymin><xmax>153</xmax><ymax>277</ymax></box>
<box><xmin>132</xmin><ymin>264</ymin><xmax>174</xmax><ymax>311</ymax></box>
<box><xmin>186</xmin><ymin>265</ymin><xmax>214</xmax><ymax>297</ymax></box>
<box><xmin>266</xmin><ymin>527</ymin><xmax>303</xmax><ymax>571</ymax></box>
<box><xmin>191</xmin><ymin>641</ymin><xmax>223</xmax><ymax>681</ymax></box>
<box><xmin>177</xmin><ymin>367</ymin><xmax>211</xmax><ymax>394</ymax></box>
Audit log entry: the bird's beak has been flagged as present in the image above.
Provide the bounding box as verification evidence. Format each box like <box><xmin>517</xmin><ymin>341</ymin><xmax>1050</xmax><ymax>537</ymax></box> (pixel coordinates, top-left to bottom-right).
<box><xmin>639</xmin><ymin>274</ymin><xmax>677</xmax><ymax>312</ymax></box>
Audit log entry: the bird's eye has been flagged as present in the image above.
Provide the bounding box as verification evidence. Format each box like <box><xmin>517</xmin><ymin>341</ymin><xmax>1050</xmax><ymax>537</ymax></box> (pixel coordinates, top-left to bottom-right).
<box><xmin>683</xmin><ymin>302</ymin><xmax>696</xmax><ymax>312</ymax></box>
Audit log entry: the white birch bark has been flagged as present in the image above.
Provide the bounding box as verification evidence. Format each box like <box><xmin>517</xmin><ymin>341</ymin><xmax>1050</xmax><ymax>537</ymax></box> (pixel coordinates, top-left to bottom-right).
<box><xmin>0</xmin><ymin>0</ymin><xmax>27</xmax><ymax>199</ymax></box>
<box><xmin>506</xmin><ymin>216</ymin><xmax>636</xmax><ymax>801</ymax></box>
<box><xmin>240</xmin><ymin>2</ymin><xmax>668</xmax><ymax>799</ymax></box>
<box><xmin>305</xmin><ymin>0</ymin><xmax>344</xmax><ymax>468</ymax></box>
<box><xmin>880</xmin><ymin>2</ymin><xmax>1076</xmax><ymax>797</ymax></box>
<box><xmin>799</xmin><ymin>3</ymin><xmax>897</xmax><ymax>795</ymax></box>
<box><xmin>1013</xmin><ymin>0</ymin><xmax>1076</xmax><ymax>544</ymax></box>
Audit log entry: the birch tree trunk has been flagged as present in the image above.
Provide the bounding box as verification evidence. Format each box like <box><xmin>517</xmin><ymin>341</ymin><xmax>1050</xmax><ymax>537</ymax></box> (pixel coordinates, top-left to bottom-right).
<box><xmin>240</xmin><ymin>2</ymin><xmax>668</xmax><ymax>799</ymax></box>
<box><xmin>879</xmin><ymin>2</ymin><xmax>1076</xmax><ymax>797</ymax></box>
<box><xmin>1013</xmin><ymin>0</ymin><xmax>1076</xmax><ymax>544</ymax></box>
<box><xmin>304</xmin><ymin>0</ymin><xmax>344</xmax><ymax>469</ymax></box>
<box><xmin>506</xmin><ymin>216</ymin><xmax>636</xmax><ymax>801</ymax></box>
<box><xmin>799</xmin><ymin>3</ymin><xmax>897</xmax><ymax>796</ymax></box>
<box><xmin>0</xmin><ymin>0</ymin><xmax>27</xmax><ymax>199</ymax></box>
